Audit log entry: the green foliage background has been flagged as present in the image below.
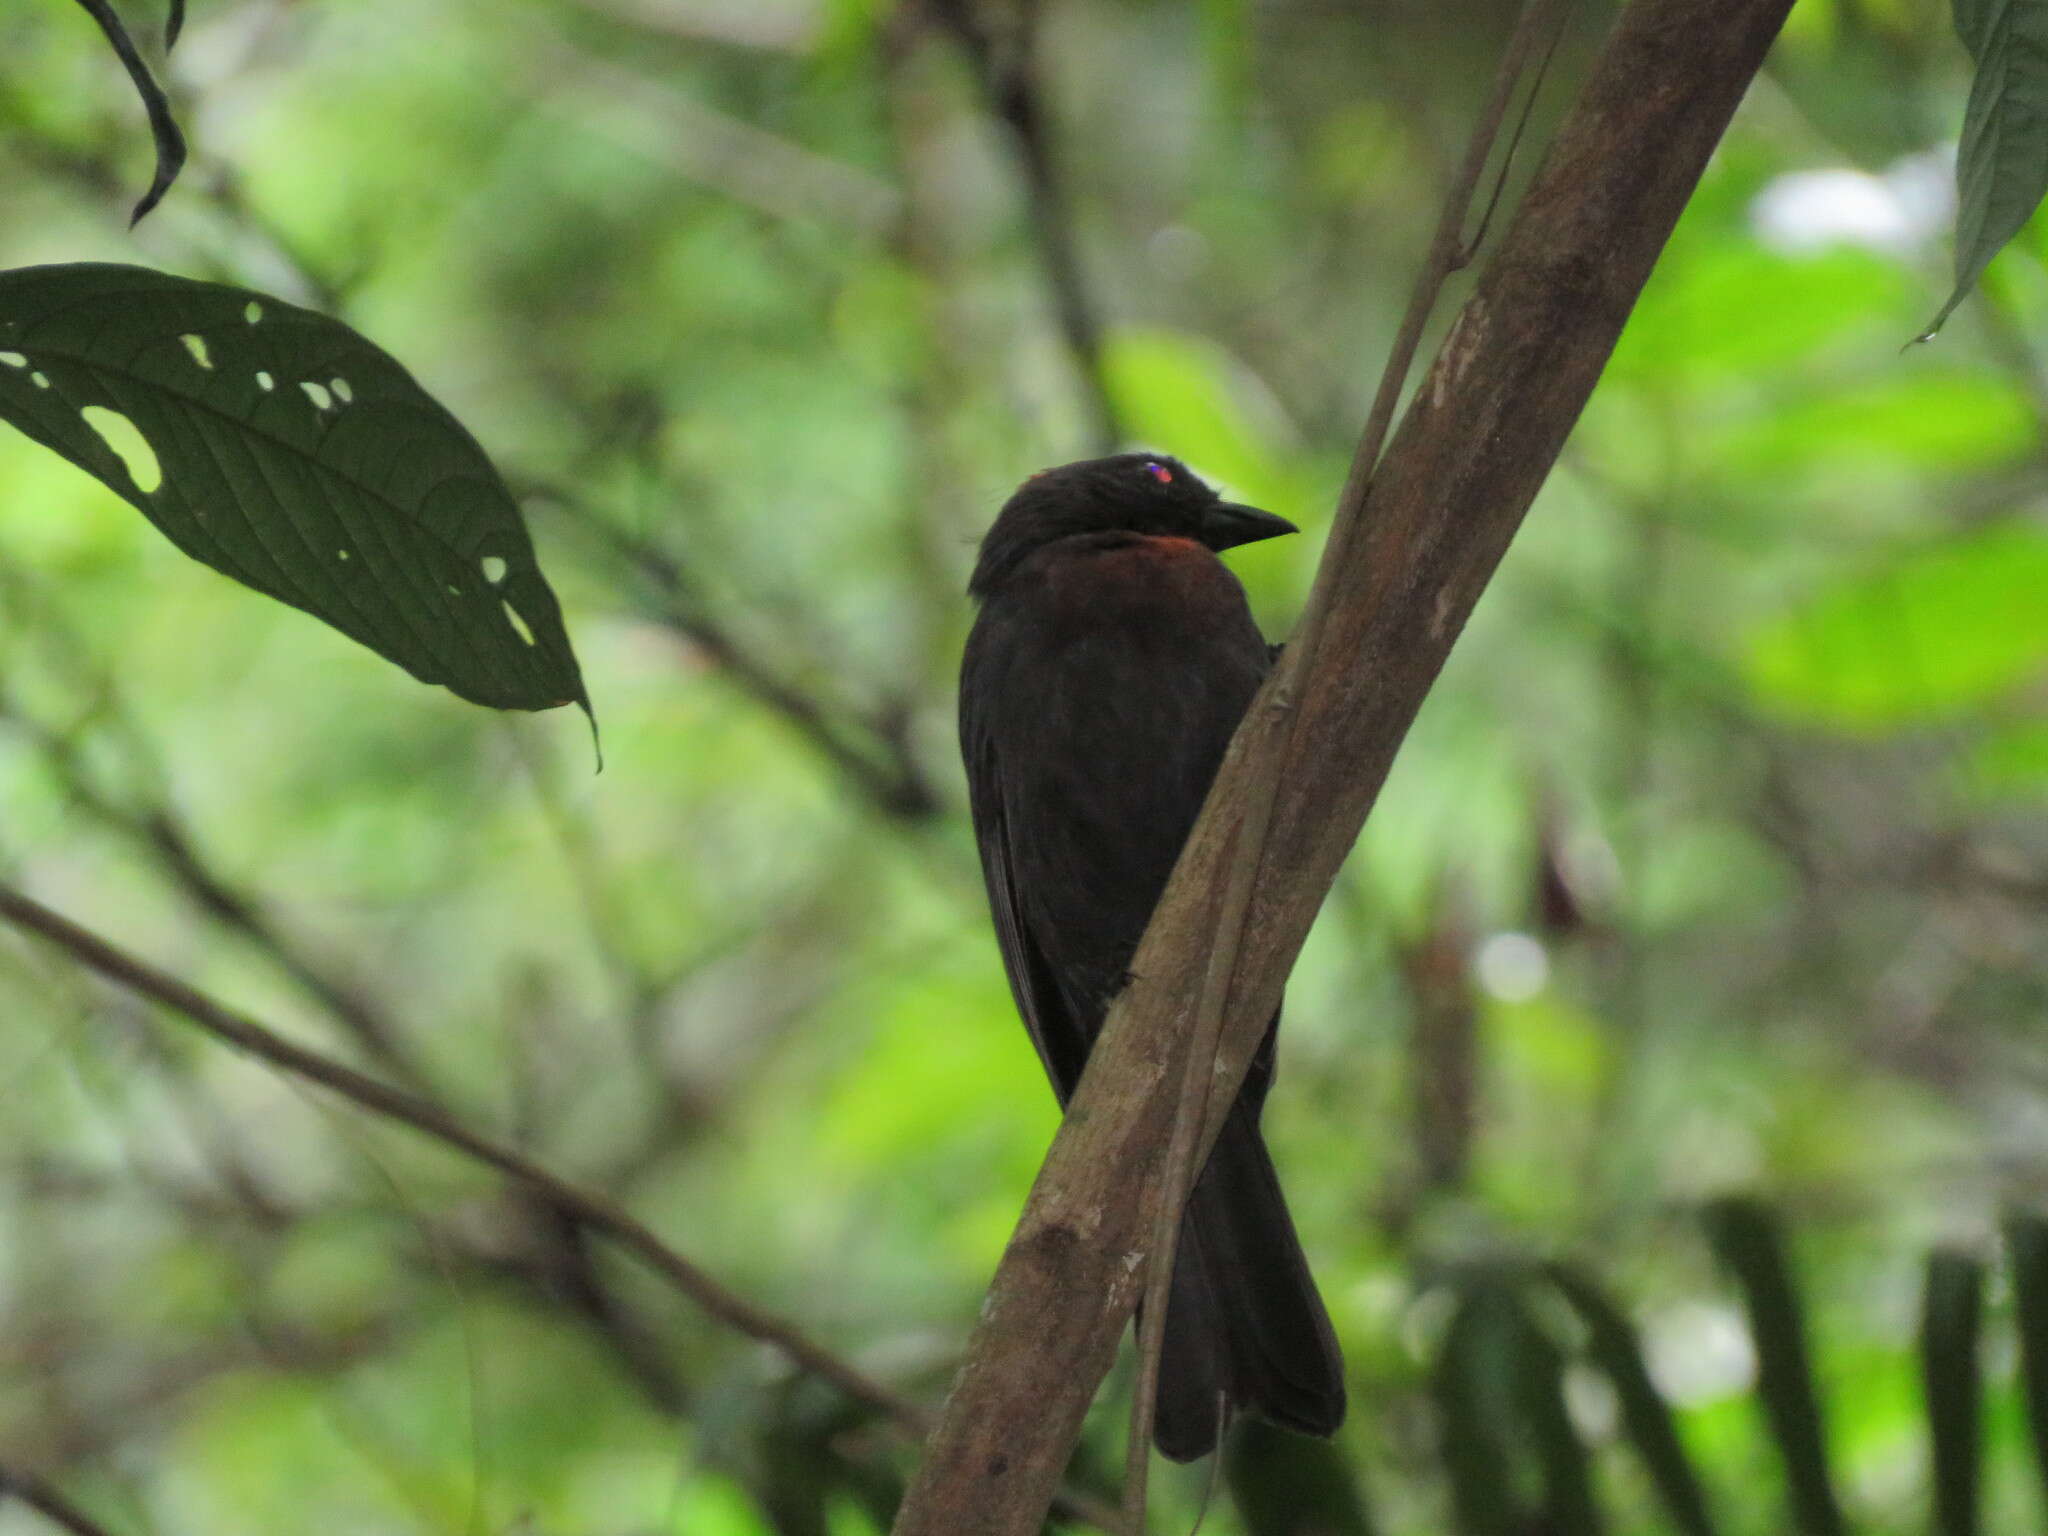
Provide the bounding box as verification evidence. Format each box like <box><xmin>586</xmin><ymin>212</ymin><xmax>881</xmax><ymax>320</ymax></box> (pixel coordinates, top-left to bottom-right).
<box><xmin>3</xmin><ymin>0</ymin><xmax>2047</xmax><ymax>1531</ymax></box>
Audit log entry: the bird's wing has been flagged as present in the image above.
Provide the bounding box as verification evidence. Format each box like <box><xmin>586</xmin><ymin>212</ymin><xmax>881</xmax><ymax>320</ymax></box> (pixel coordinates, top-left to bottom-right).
<box><xmin>960</xmin><ymin>626</ymin><xmax>1095</xmax><ymax>1100</ymax></box>
<box><xmin>974</xmin><ymin>758</ymin><xmax>1094</xmax><ymax>1098</ymax></box>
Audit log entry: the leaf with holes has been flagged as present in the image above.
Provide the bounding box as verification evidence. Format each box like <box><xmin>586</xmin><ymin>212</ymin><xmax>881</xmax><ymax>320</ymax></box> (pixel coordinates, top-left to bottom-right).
<box><xmin>0</xmin><ymin>263</ymin><xmax>588</xmax><ymax>718</ymax></box>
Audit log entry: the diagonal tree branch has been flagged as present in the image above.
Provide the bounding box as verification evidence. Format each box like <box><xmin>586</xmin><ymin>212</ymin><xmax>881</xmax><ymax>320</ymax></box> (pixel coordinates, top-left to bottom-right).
<box><xmin>891</xmin><ymin>1</ymin><xmax>1798</xmax><ymax>1529</ymax></box>
<box><xmin>0</xmin><ymin>1461</ymin><xmax>117</xmax><ymax>1536</ymax></box>
<box><xmin>1120</xmin><ymin>1</ymin><xmax>1573</xmax><ymax>1516</ymax></box>
<box><xmin>0</xmin><ymin>881</ymin><xmax>910</xmax><ymax>1422</ymax></box>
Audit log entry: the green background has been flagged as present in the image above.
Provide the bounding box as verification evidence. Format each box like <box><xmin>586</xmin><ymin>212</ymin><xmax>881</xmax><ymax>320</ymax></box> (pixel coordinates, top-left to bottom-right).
<box><xmin>4</xmin><ymin>0</ymin><xmax>2047</xmax><ymax>1530</ymax></box>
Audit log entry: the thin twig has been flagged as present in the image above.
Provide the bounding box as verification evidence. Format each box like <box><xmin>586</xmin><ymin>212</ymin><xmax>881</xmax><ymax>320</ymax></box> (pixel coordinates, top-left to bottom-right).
<box><xmin>0</xmin><ymin>882</ymin><xmax>912</xmax><ymax>1414</ymax></box>
<box><xmin>552</xmin><ymin>496</ymin><xmax>940</xmax><ymax>820</ymax></box>
<box><xmin>0</xmin><ymin>1462</ymin><xmax>118</xmax><ymax>1536</ymax></box>
<box><xmin>1120</xmin><ymin>0</ymin><xmax>1577</xmax><ymax>1520</ymax></box>
<box><xmin>929</xmin><ymin>0</ymin><xmax>1123</xmax><ymax>452</ymax></box>
<box><xmin>0</xmin><ymin>883</ymin><xmax>1127</xmax><ymax>1535</ymax></box>
<box><xmin>0</xmin><ymin>575</ymin><xmax>424</xmax><ymax>1083</ymax></box>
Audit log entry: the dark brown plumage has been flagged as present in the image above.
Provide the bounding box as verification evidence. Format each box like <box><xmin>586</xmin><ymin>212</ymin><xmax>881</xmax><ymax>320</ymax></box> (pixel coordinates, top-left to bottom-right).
<box><xmin>958</xmin><ymin>452</ymin><xmax>1344</xmax><ymax>1462</ymax></box>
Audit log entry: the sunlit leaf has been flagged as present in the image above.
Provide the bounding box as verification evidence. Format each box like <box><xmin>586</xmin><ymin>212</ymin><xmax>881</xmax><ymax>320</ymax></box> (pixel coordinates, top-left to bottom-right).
<box><xmin>1612</xmin><ymin>246</ymin><xmax>1910</xmax><ymax>387</ymax></box>
<box><xmin>0</xmin><ymin>263</ymin><xmax>589</xmax><ymax>717</ymax></box>
<box><xmin>1714</xmin><ymin>373</ymin><xmax>2033</xmax><ymax>477</ymax></box>
<box><xmin>1101</xmin><ymin>327</ymin><xmax>1294</xmax><ymax>511</ymax></box>
<box><xmin>1744</xmin><ymin>522</ymin><xmax>2048</xmax><ymax>730</ymax></box>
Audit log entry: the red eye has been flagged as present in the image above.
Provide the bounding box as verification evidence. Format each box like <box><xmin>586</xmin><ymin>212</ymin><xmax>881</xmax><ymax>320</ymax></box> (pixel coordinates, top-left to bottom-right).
<box><xmin>1145</xmin><ymin>462</ymin><xmax>1173</xmax><ymax>484</ymax></box>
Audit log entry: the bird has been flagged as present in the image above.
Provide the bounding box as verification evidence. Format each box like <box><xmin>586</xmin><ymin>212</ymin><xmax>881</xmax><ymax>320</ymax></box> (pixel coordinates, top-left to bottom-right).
<box><xmin>958</xmin><ymin>451</ymin><xmax>1345</xmax><ymax>1462</ymax></box>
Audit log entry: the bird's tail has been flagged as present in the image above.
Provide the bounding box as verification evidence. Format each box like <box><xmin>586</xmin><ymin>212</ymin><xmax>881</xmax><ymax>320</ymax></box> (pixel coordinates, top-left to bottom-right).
<box><xmin>1152</xmin><ymin>1105</ymin><xmax>1346</xmax><ymax>1462</ymax></box>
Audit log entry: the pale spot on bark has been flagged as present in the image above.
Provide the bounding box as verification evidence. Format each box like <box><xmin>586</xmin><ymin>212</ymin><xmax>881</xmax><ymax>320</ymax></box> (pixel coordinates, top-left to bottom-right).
<box><xmin>1431</xmin><ymin>302</ymin><xmax>1488</xmax><ymax>409</ymax></box>
<box><xmin>1431</xmin><ymin>587</ymin><xmax>1456</xmax><ymax>638</ymax></box>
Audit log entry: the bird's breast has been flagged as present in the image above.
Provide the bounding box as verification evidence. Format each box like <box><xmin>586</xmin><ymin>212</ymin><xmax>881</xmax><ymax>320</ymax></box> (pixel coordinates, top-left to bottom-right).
<box><xmin>1039</xmin><ymin>534</ymin><xmax>1246</xmax><ymax>634</ymax></box>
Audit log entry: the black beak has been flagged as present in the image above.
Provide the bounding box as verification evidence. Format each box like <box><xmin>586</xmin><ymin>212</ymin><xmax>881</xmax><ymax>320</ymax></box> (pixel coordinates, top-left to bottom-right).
<box><xmin>1200</xmin><ymin>501</ymin><xmax>1299</xmax><ymax>551</ymax></box>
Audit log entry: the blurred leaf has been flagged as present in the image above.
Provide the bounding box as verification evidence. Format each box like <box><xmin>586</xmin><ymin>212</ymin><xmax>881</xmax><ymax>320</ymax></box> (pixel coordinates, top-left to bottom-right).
<box><xmin>2005</xmin><ymin>1214</ymin><xmax>2048</xmax><ymax>1522</ymax></box>
<box><xmin>1613</xmin><ymin>246</ymin><xmax>1910</xmax><ymax>387</ymax></box>
<box><xmin>1743</xmin><ymin>521</ymin><xmax>2048</xmax><ymax>730</ymax></box>
<box><xmin>1919</xmin><ymin>1248</ymin><xmax>1984</xmax><ymax>1536</ymax></box>
<box><xmin>1432</xmin><ymin>1277</ymin><xmax>1602</xmax><ymax>1536</ymax></box>
<box><xmin>1433</xmin><ymin>1282</ymin><xmax>1522</xmax><ymax>1536</ymax></box>
<box><xmin>1967</xmin><ymin>720</ymin><xmax>2048</xmax><ymax>799</ymax></box>
<box><xmin>1546</xmin><ymin>1262</ymin><xmax>1721</xmax><ymax>1536</ymax></box>
<box><xmin>1703</xmin><ymin>1198</ymin><xmax>1846</xmax><ymax>1536</ymax></box>
<box><xmin>1224</xmin><ymin>1415</ymin><xmax>1379</xmax><ymax>1536</ymax></box>
<box><xmin>752</xmin><ymin>1381</ymin><xmax>899</xmax><ymax>1536</ymax></box>
<box><xmin>1516</xmin><ymin>1298</ymin><xmax>1605</xmax><ymax>1536</ymax></box>
<box><xmin>1715</xmin><ymin>373</ymin><xmax>2032</xmax><ymax>477</ymax></box>
<box><xmin>0</xmin><ymin>264</ymin><xmax>588</xmax><ymax>716</ymax></box>
<box><xmin>72</xmin><ymin>0</ymin><xmax>187</xmax><ymax>222</ymax></box>
<box><xmin>1101</xmin><ymin>327</ymin><xmax>1293</xmax><ymax>510</ymax></box>
<box><xmin>1925</xmin><ymin>0</ymin><xmax>2048</xmax><ymax>335</ymax></box>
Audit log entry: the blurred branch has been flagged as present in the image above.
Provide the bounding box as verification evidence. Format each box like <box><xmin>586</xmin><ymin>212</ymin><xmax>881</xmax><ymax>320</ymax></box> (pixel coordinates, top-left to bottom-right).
<box><xmin>547</xmin><ymin>44</ymin><xmax>901</xmax><ymax>236</ymax></box>
<box><xmin>0</xmin><ymin>1462</ymin><xmax>117</xmax><ymax>1536</ymax></box>
<box><xmin>1398</xmin><ymin>880</ymin><xmax>1478</xmax><ymax>1201</ymax></box>
<box><xmin>0</xmin><ymin>673</ymin><xmax>423</xmax><ymax>1085</ymax></box>
<box><xmin>564</xmin><ymin>0</ymin><xmax>820</xmax><ymax>53</ymax></box>
<box><xmin>877</xmin><ymin>14</ymin><xmax>992</xmax><ymax>694</ymax></box>
<box><xmin>0</xmin><ymin>882</ymin><xmax>1124</xmax><ymax>1534</ymax></box>
<box><xmin>923</xmin><ymin>0</ymin><xmax>1123</xmax><ymax>453</ymax></box>
<box><xmin>0</xmin><ymin>881</ymin><xmax>916</xmax><ymax>1423</ymax></box>
<box><xmin>892</xmin><ymin>0</ymin><xmax>1796</xmax><ymax>1527</ymax></box>
<box><xmin>548</xmin><ymin>487</ymin><xmax>941</xmax><ymax>818</ymax></box>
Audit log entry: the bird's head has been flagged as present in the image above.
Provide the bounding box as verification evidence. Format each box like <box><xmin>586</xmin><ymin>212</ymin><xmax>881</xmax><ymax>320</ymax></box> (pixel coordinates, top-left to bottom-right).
<box><xmin>969</xmin><ymin>453</ymin><xmax>1297</xmax><ymax>597</ymax></box>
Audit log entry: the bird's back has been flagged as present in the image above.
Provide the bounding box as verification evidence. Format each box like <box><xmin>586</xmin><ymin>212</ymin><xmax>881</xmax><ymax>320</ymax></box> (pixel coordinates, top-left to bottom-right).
<box><xmin>960</xmin><ymin>528</ymin><xmax>1270</xmax><ymax>1090</ymax></box>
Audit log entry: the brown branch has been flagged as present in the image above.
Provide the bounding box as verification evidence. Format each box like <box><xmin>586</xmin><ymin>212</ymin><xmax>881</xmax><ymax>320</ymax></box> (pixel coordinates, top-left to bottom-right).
<box><xmin>891</xmin><ymin>1</ymin><xmax>1797</xmax><ymax>1530</ymax></box>
<box><xmin>0</xmin><ymin>1463</ymin><xmax>117</xmax><ymax>1536</ymax></box>
<box><xmin>1119</xmin><ymin>2</ymin><xmax>1572</xmax><ymax>1514</ymax></box>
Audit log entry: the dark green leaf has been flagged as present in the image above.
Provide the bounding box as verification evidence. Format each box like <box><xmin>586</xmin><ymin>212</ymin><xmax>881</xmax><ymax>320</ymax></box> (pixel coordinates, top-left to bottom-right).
<box><xmin>1225</xmin><ymin>1416</ymin><xmax>1379</xmax><ymax>1536</ymax></box>
<box><xmin>0</xmin><ymin>264</ymin><xmax>588</xmax><ymax>717</ymax></box>
<box><xmin>1925</xmin><ymin>0</ymin><xmax>2048</xmax><ymax>335</ymax></box>
<box><xmin>2004</xmin><ymin>1214</ymin><xmax>2048</xmax><ymax>1523</ymax></box>
<box><xmin>1546</xmin><ymin>1262</ymin><xmax>1720</xmax><ymax>1536</ymax></box>
<box><xmin>1920</xmin><ymin>1249</ymin><xmax>1984</xmax><ymax>1536</ymax></box>
<box><xmin>70</xmin><ymin>0</ymin><xmax>187</xmax><ymax>223</ymax></box>
<box><xmin>1433</xmin><ymin>1282</ymin><xmax>1524</xmax><ymax>1536</ymax></box>
<box><xmin>1432</xmin><ymin>1277</ymin><xmax>1603</xmax><ymax>1536</ymax></box>
<box><xmin>1511</xmin><ymin>1290</ymin><xmax>1605</xmax><ymax>1536</ymax></box>
<box><xmin>1703</xmin><ymin>1198</ymin><xmax>1846</xmax><ymax>1536</ymax></box>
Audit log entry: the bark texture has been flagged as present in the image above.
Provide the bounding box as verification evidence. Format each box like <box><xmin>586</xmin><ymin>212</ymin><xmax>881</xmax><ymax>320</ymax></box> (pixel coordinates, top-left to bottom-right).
<box><xmin>892</xmin><ymin>2</ymin><xmax>1799</xmax><ymax>1531</ymax></box>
